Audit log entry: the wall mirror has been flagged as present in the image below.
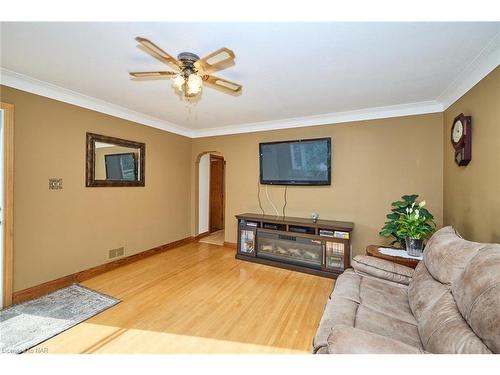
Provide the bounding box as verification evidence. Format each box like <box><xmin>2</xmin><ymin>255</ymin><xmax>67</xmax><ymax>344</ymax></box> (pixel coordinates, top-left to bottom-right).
<box><xmin>86</xmin><ymin>132</ymin><xmax>145</xmax><ymax>187</ymax></box>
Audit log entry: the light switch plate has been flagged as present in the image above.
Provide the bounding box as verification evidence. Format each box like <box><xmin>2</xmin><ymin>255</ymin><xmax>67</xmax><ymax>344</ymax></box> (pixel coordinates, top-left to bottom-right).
<box><xmin>49</xmin><ymin>178</ymin><xmax>63</xmax><ymax>190</ymax></box>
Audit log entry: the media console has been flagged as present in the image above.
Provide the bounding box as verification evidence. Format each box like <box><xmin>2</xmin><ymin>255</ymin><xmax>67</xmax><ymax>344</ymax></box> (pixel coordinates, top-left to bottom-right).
<box><xmin>235</xmin><ymin>213</ymin><xmax>354</xmax><ymax>278</ymax></box>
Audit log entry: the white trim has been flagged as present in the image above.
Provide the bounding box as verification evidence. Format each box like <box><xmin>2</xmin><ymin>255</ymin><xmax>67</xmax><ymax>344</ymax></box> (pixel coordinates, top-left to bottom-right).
<box><xmin>0</xmin><ymin>68</ymin><xmax>194</xmax><ymax>138</ymax></box>
<box><xmin>438</xmin><ymin>31</ymin><xmax>500</xmax><ymax>110</ymax></box>
<box><xmin>0</xmin><ymin>67</ymin><xmax>444</xmax><ymax>138</ymax></box>
<box><xmin>191</xmin><ymin>101</ymin><xmax>443</xmax><ymax>138</ymax></box>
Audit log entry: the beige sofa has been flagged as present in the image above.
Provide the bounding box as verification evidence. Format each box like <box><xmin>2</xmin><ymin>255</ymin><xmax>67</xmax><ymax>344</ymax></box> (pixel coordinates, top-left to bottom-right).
<box><xmin>312</xmin><ymin>226</ymin><xmax>500</xmax><ymax>354</ymax></box>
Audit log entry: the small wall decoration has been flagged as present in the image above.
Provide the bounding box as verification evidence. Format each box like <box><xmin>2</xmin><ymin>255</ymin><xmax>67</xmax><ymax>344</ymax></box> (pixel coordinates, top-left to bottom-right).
<box><xmin>451</xmin><ymin>113</ymin><xmax>472</xmax><ymax>166</ymax></box>
<box><xmin>48</xmin><ymin>178</ymin><xmax>63</xmax><ymax>190</ymax></box>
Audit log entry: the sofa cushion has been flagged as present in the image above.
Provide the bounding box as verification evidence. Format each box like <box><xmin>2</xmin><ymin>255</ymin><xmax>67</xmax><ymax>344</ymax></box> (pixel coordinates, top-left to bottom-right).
<box><xmin>328</xmin><ymin>268</ymin><xmax>361</xmax><ymax>302</ymax></box>
<box><xmin>408</xmin><ymin>261</ymin><xmax>449</xmax><ymax>321</ymax></box>
<box><xmin>358</xmin><ymin>274</ymin><xmax>415</xmax><ymax>325</ymax></box>
<box><xmin>355</xmin><ymin>305</ymin><xmax>422</xmax><ymax>348</ymax></box>
<box><xmin>327</xmin><ymin>325</ymin><xmax>425</xmax><ymax>354</ymax></box>
<box><xmin>312</xmin><ymin>268</ymin><xmax>422</xmax><ymax>353</ymax></box>
<box><xmin>424</xmin><ymin>226</ymin><xmax>485</xmax><ymax>284</ymax></box>
<box><xmin>315</xmin><ymin>346</ymin><xmax>329</xmax><ymax>354</ymax></box>
<box><xmin>352</xmin><ymin>255</ymin><xmax>414</xmax><ymax>285</ymax></box>
<box><xmin>312</xmin><ymin>270</ymin><xmax>359</xmax><ymax>353</ymax></box>
<box><xmin>418</xmin><ymin>291</ymin><xmax>491</xmax><ymax>353</ymax></box>
<box><xmin>312</xmin><ymin>292</ymin><xmax>358</xmax><ymax>353</ymax></box>
<box><xmin>452</xmin><ymin>244</ymin><xmax>500</xmax><ymax>353</ymax></box>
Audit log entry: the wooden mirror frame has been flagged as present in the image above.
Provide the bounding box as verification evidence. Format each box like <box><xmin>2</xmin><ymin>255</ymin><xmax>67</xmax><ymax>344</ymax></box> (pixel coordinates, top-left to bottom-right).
<box><xmin>86</xmin><ymin>132</ymin><xmax>145</xmax><ymax>187</ymax></box>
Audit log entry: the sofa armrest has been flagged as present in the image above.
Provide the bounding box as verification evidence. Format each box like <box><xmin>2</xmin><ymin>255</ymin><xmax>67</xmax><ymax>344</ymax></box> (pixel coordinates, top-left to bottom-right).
<box><xmin>352</xmin><ymin>255</ymin><xmax>414</xmax><ymax>285</ymax></box>
<box><xmin>327</xmin><ymin>325</ymin><xmax>424</xmax><ymax>354</ymax></box>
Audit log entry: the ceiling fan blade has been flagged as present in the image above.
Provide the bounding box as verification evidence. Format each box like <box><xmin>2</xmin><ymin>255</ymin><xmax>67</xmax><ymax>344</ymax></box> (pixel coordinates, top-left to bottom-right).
<box><xmin>135</xmin><ymin>37</ymin><xmax>181</xmax><ymax>70</ymax></box>
<box><xmin>203</xmin><ymin>75</ymin><xmax>242</xmax><ymax>96</ymax></box>
<box><xmin>195</xmin><ymin>47</ymin><xmax>235</xmax><ymax>74</ymax></box>
<box><xmin>129</xmin><ymin>71</ymin><xmax>177</xmax><ymax>80</ymax></box>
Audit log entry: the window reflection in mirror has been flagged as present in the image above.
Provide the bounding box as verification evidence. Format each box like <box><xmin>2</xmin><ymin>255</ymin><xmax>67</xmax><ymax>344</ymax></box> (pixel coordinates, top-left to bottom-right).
<box><xmin>94</xmin><ymin>142</ymin><xmax>140</xmax><ymax>181</ymax></box>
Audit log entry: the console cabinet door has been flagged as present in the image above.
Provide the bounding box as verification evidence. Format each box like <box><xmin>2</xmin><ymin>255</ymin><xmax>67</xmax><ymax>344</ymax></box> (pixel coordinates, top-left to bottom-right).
<box><xmin>322</xmin><ymin>239</ymin><xmax>349</xmax><ymax>271</ymax></box>
<box><xmin>237</xmin><ymin>221</ymin><xmax>258</xmax><ymax>256</ymax></box>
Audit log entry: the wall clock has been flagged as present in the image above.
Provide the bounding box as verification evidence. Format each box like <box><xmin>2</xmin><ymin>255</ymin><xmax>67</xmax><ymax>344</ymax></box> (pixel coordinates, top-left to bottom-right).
<box><xmin>451</xmin><ymin>113</ymin><xmax>472</xmax><ymax>166</ymax></box>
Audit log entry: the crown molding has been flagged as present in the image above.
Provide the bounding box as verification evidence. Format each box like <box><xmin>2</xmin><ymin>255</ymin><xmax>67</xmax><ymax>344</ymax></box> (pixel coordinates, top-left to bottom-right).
<box><xmin>0</xmin><ymin>68</ymin><xmax>194</xmax><ymax>138</ymax></box>
<box><xmin>437</xmin><ymin>31</ymin><xmax>500</xmax><ymax>110</ymax></box>
<box><xmin>191</xmin><ymin>101</ymin><xmax>443</xmax><ymax>138</ymax></box>
<box><xmin>2</xmin><ymin>42</ymin><xmax>498</xmax><ymax>139</ymax></box>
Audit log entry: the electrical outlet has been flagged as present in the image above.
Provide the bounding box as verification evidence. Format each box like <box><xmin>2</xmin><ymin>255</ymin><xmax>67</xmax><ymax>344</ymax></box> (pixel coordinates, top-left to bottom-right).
<box><xmin>116</xmin><ymin>247</ymin><xmax>124</xmax><ymax>257</ymax></box>
<box><xmin>108</xmin><ymin>248</ymin><xmax>117</xmax><ymax>259</ymax></box>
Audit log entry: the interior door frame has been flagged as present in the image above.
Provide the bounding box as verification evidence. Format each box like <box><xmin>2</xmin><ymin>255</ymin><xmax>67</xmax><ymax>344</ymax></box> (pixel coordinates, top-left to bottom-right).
<box><xmin>0</xmin><ymin>102</ymin><xmax>14</xmax><ymax>307</ymax></box>
<box><xmin>208</xmin><ymin>154</ymin><xmax>225</xmax><ymax>233</ymax></box>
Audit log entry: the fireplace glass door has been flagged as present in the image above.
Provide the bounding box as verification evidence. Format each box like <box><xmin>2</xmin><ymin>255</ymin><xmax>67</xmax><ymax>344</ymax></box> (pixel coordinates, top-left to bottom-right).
<box><xmin>257</xmin><ymin>231</ymin><xmax>322</xmax><ymax>268</ymax></box>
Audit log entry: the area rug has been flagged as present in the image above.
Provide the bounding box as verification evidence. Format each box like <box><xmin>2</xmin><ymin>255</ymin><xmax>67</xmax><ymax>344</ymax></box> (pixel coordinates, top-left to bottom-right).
<box><xmin>0</xmin><ymin>283</ymin><xmax>120</xmax><ymax>354</ymax></box>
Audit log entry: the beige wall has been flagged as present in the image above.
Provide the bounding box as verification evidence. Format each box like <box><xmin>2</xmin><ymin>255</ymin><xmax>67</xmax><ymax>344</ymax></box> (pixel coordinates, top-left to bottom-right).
<box><xmin>443</xmin><ymin>67</ymin><xmax>500</xmax><ymax>243</ymax></box>
<box><xmin>11</xmin><ymin>66</ymin><xmax>498</xmax><ymax>290</ymax></box>
<box><xmin>1</xmin><ymin>86</ymin><xmax>192</xmax><ymax>291</ymax></box>
<box><xmin>192</xmin><ymin>113</ymin><xmax>444</xmax><ymax>257</ymax></box>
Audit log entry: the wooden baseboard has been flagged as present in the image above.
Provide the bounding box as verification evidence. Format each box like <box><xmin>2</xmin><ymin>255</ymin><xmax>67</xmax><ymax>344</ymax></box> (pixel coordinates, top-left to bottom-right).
<box><xmin>12</xmin><ymin>236</ymin><xmax>194</xmax><ymax>305</ymax></box>
<box><xmin>224</xmin><ymin>241</ymin><xmax>237</xmax><ymax>249</ymax></box>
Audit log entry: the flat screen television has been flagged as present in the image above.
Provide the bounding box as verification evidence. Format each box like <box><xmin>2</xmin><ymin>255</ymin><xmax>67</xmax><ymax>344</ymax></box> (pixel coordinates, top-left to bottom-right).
<box><xmin>259</xmin><ymin>137</ymin><xmax>331</xmax><ymax>185</ymax></box>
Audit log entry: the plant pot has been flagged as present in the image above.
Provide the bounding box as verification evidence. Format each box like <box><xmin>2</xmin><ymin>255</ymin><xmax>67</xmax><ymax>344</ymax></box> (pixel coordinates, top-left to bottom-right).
<box><xmin>406</xmin><ymin>237</ymin><xmax>423</xmax><ymax>257</ymax></box>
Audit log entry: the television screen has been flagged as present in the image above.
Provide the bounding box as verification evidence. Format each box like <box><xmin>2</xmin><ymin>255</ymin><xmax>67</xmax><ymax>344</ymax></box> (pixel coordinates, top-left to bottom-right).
<box><xmin>259</xmin><ymin>138</ymin><xmax>331</xmax><ymax>185</ymax></box>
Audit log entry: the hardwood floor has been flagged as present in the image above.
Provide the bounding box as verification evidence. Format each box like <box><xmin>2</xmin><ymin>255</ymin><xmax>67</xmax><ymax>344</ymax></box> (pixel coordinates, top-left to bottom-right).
<box><xmin>32</xmin><ymin>241</ymin><xmax>334</xmax><ymax>354</ymax></box>
<box><xmin>198</xmin><ymin>230</ymin><xmax>225</xmax><ymax>246</ymax></box>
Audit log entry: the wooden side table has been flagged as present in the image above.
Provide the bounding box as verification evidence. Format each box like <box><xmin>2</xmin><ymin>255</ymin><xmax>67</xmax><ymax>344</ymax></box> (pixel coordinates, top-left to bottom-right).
<box><xmin>366</xmin><ymin>245</ymin><xmax>420</xmax><ymax>269</ymax></box>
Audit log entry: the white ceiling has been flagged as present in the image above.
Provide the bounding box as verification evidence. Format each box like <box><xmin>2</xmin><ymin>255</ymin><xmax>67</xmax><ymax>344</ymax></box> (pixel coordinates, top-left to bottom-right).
<box><xmin>1</xmin><ymin>22</ymin><xmax>499</xmax><ymax>137</ymax></box>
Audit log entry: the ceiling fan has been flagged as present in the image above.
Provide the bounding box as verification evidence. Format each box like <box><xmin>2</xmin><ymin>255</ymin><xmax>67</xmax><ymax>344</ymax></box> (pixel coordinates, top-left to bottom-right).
<box><xmin>129</xmin><ymin>37</ymin><xmax>242</xmax><ymax>98</ymax></box>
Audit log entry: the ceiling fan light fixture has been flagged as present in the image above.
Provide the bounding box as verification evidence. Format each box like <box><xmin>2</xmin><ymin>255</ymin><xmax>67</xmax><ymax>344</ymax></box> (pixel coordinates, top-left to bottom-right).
<box><xmin>186</xmin><ymin>73</ymin><xmax>203</xmax><ymax>96</ymax></box>
<box><xmin>171</xmin><ymin>74</ymin><xmax>185</xmax><ymax>91</ymax></box>
<box><xmin>131</xmin><ymin>37</ymin><xmax>242</xmax><ymax>100</ymax></box>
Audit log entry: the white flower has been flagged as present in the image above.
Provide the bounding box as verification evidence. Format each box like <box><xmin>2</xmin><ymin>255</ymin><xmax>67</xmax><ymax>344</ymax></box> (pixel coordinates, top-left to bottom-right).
<box><xmin>415</xmin><ymin>210</ymin><xmax>420</xmax><ymax>219</ymax></box>
<box><xmin>419</xmin><ymin>201</ymin><xmax>426</xmax><ymax>208</ymax></box>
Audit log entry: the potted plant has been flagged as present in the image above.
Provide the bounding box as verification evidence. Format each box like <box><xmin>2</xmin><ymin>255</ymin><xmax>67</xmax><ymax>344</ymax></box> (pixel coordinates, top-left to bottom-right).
<box><xmin>379</xmin><ymin>194</ymin><xmax>434</xmax><ymax>249</ymax></box>
<box><xmin>396</xmin><ymin>201</ymin><xmax>436</xmax><ymax>256</ymax></box>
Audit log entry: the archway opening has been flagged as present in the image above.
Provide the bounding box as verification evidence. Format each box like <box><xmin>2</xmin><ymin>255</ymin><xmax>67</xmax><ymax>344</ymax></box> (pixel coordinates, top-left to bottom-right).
<box><xmin>195</xmin><ymin>151</ymin><xmax>225</xmax><ymax>246</ymax></box>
